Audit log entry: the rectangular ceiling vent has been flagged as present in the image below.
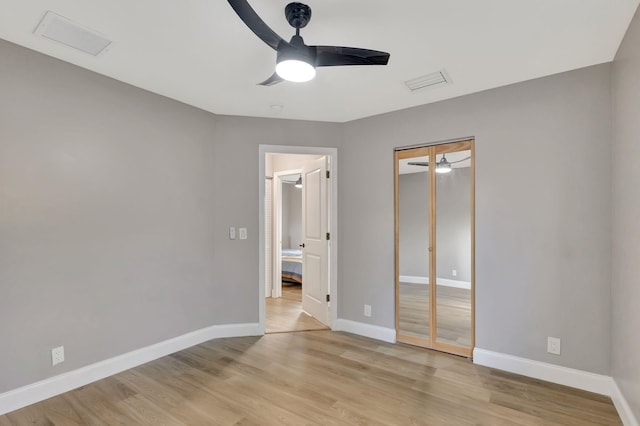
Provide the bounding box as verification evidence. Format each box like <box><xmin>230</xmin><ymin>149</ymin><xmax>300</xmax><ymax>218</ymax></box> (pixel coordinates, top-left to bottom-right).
<box><xmin>34</xmin><ymin>11</ymin><xmax>112</xmax><ymax>56</ymax></box>
<box><xmin>404</xmin><ymin>70</ymin><xmax>451</xmax><ymax>93</ymax></box>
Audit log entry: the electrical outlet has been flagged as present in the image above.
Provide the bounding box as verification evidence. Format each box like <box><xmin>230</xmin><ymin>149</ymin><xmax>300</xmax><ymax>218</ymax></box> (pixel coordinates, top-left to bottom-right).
<box><xmin>51</xmin><ymin>346</ymin><xmax>64</xmax><ymax>366</ymax></box>
<box><xmin>229</xmin><ymin>227</ymin><xmax>236</xmax><ymax>240</ymax></box>
<box><xmin>364</xmin><ymin>304</ymin><xmax>372</xmax><ymax>317</ymax></box>
<box><xmin>547</xmin><ymin>337</ymin><xmax>561</xmax><ymax>355</ymax></box>
<box><xmin>452</xmin><ymin>269</ymin><xmax>457</xmax><ymax>277</ymax></box>
<box><xmin>239</xmin><ymin>227</ymin><xmax>247</xmax><ymax>240</ymax></box>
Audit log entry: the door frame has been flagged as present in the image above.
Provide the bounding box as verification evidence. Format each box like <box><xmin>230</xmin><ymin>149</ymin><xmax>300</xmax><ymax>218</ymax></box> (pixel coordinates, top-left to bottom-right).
<box><xmin>272</xmin><ymin>169</ymin><xmax>303</xmax><ymax>299</ymax></box>
<box><xmin>394</xmin><ymin>138</ymin><xmax>475</xmax><ymax>358</ymax></box>
<box><xmin>258</xmin><ymin>145</ymin><xmax>338</xmax><ymax>334</ymax></box>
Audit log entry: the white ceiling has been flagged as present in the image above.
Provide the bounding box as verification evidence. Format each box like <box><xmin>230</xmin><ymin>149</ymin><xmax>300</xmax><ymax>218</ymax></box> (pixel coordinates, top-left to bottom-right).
<box><xmin>0</xmin><ymin>0</ymin><xmax>637</xmax><ymax>123</ymax></box>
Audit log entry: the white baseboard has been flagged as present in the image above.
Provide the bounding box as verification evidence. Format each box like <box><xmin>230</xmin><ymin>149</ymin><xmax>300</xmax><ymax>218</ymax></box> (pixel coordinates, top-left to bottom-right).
<box><xmin>399</xmin><ymin>275</ymin><xmax>471</xmax><ymax>290</ymax></box>
<box><xmin>473</xmin><ymin>348</ymin><xmax>612</xmax><ymax>396</ymax></box>
<box><xmin>610</xmin><ymin>378</ymin><xmax>640</xmax><ymax>426</ymax></box>
<box><xmin>0</xmin><ymin>322</ymin><xmax>261</xmax><ymax>416</ymax></box>
<box><xmin>333</xmin><ymin>319</ymin><xmax>396</xmax><ymax>343</ymax></box>
<box><xmin>437</xmin><ymin>278</ymin><xmax>472</xmax><ymax>289</ymax></box>
<box><xmin>399</xmin><ymin>275</ymin><xmax>429</xmax><ymax>285</ymax></box>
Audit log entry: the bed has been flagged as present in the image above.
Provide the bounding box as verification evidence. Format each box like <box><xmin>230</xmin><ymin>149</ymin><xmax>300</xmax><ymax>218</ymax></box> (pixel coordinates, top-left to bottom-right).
<box><xmin>281</xmin><ymin>248</ymin><xmax>303</xmax><ymax>284</ymax></box>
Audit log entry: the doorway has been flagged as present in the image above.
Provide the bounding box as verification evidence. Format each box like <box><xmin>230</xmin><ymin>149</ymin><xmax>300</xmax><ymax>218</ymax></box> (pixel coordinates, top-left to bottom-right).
<box><xmin>258</xmin><ymin>146</ymin><xmax>338</xmax><ymax>334</ymax></box>
<box><xmin>268</xmin><ymin>168</ymin><xmax>326</xmax><ymax>333</ymax></box>
<box><xmin>394</xmin><ymin>139</ymin><xmax>475</xmax><ymax>357</ymax></box>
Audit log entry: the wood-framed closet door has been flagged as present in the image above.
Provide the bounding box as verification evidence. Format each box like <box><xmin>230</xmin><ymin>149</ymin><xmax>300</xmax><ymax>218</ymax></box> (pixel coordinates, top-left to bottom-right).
<box><xmin>395</xmin><ymin>147</ymin><xmax>432</xmax><ymax>348</ymax></box>
<box><xmin>395</xmin><ymin>140</ymin><xmax>475</xmax><ymax>358</ymax></box>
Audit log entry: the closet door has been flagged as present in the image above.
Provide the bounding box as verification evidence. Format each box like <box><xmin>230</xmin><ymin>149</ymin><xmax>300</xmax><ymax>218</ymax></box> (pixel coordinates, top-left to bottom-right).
<box><xmin>432</xmin><ymin>141</ymin><xmax>474</xmax><ymax>356</ymax></box>
<box><xmin>395</xmin><ymin>140</ymin><xmax>475</xmax><ymax>358</ymax></box>
<box><xmin>395</xmin><ymin>147</ymin><xmax>431</xmax><ymax>347</ymax></box>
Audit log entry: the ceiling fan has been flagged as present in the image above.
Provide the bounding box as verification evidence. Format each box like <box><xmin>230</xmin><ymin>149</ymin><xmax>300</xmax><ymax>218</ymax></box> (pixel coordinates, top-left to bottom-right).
<box><xmin>408</xmin><ymin>154</ymin><xmax>472</xmax><ymax>174</ymax></box>
<box><xmin>227</xmin><ymin>0</ymin><xmax>391</xmax><ymax>85</ymax></box>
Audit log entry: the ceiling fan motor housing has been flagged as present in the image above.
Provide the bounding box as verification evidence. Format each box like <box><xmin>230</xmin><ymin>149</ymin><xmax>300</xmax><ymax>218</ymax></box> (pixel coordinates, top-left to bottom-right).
<box><xmin>285</xmin><ymin>2</ymin><xmax>312</xmax><ymax>29</ymax></box>
<box><xmin>277</xmin><ymin>35</ymin><xmax>316</xmax><ymax>65</ymax></box>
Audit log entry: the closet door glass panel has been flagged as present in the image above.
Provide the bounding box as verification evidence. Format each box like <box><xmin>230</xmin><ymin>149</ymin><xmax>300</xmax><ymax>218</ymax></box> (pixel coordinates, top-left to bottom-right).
<box><xmin>397</xmin><ymin>151</ymin><xmax>430</xmax><ymax>340</ymax></box>
<box><xmin>434</xmin><ymin>147</ymin><xmax>472</xmax><ymax>348</ymax></box>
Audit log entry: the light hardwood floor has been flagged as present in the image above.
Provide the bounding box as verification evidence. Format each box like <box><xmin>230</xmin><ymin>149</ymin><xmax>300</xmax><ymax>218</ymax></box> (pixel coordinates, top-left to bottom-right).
<box><xmin>399</xmin><ymin>282</ymin><xmax>472</xmax><ymax>347</ymax></box>
<box><xmin>266</xmin><ymin>284</ymin><xmax>328</xmax><ymax>334</ymax></box>
<box><xmin>0</xmin><ymin>331</ymin><xmax>621</xmax><ymax>425</ymax></box>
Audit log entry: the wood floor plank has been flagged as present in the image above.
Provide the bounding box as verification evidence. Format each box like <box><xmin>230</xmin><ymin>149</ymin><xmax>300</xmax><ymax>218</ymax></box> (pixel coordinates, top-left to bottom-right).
<box><xmin>0</xmin><ymin>331</ymin><xmax>622</xmax><ymax>425</ymax></box>
<box><xmin>30</xmin><ymin>395</ymin><xmax>87</xmax><ymax>426</ymax></box>
<box><xmin>399</xmin><ymin>283</ymin><xmax>472</xmax><ymax>347</ymax></box>
<box><xmin>266</xmin><ymin>286</ymin><xmax>328</xmax><ymax>334</ymax></box>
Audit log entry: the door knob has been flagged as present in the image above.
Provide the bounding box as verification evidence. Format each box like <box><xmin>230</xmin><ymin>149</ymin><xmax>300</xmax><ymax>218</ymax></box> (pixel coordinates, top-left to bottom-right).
<box><xmin>299</xmin><ymin>243</ymin><xmax>305</xmax><ymax>248</ymax></box>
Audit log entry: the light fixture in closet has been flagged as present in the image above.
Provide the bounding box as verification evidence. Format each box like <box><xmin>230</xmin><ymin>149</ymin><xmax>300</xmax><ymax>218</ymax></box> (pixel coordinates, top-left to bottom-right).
<box><xmin>295</xmin><ymin>176</ymin><xmax>303</xmax><ymax>188</ymax></box>
<box><xmin>435</xmin><ymin>154</ymin><xmax>452</xmax><ymax>174</ymax></box>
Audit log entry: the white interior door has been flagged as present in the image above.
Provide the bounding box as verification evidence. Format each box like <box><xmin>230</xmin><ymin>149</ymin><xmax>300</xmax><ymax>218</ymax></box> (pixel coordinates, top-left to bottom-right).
<box><xmin>265</xmin><ymin>178</ymin><xmax>273</xmax><ymax>298</ymax></box>
<box><xmin>301</xmin><ymin>157</ymin><xmax>330</xmax><ymax>326</ymax></box>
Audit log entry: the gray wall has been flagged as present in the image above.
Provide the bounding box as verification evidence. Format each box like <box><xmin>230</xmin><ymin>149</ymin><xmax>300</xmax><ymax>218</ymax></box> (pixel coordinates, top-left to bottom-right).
<box><xmin>0</xmin><ymin>39</ymin><xmax>216</xmax><ymax>392</ymax></box>
<box><xmin>0</xmin><ymin>32</ymin><xmax>621</xmax><ymax>397</ymax></box>
<box><xmin>341</xmin><ymin>64</ymin><xmax>612</xmax><ymax>374</ymax></box>
<box><xmin>282</xmin><ymin>183</ymin><xmax>302</xmax><ymax>249</ymax></box>
<box><xmin>612</xmin><ymin>5</ymin><xmax>640</xmax><ymax>420</ymax></box>
<box><xmin>436</xmin><ymin>167</ymin><xmax>472</xmax><ymax>282</ymax></box>
<box><xmin>0</xmin><ymin>39</ymin><xmax>341</xmax><ymax>393</ymax></box>
<box><xmin>398</xmin><ymin>172</ymin><xmax>430</xmax><ymax>277</ymax></box>
<box><xmin>398</xmin><ymin>168</ymin><xmax>472</xmax><ymax>282</ymax></box>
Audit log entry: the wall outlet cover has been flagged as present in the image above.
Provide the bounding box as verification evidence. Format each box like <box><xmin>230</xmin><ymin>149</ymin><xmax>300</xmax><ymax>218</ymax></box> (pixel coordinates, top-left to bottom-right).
<box><xmin>547</xmin><ymin>337</ymin><xmax>561</xmax><ymax>355</ymax></box>
<box><xmin>51</xmin><ymin>346</ymin><xmax>64</xmax><ymax>366</ymax></box>
<box><xmin>364</xmin><ymin>304</ymin><xmax>372</xmax><ymax>317</ymax></box>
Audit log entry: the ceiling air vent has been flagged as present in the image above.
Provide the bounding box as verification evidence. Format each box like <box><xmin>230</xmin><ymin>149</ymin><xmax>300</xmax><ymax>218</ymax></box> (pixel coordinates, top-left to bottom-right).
<box><xmin>404</xmin><ymin>70</ymin><xmax>451</xmax><ymax>93</ymax></box>
<box><xmin>34</xmin><ymin>11</ymin><xmax>112</xmax><ymax>56</ymax></box>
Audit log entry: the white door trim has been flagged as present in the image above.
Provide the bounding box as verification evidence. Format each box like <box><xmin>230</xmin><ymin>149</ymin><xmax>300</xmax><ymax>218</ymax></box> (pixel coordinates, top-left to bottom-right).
<box><xmin>258</xmin><ymin>145</ymin><xmax>338</xmax><ymax>334</ymax></box>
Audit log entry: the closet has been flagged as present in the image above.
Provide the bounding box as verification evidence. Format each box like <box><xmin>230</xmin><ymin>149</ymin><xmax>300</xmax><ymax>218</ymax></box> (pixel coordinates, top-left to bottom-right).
<box><xmin>394</xmin><ymin>139</ymin><xmax>475</xmax><ymax>357</ymax></box>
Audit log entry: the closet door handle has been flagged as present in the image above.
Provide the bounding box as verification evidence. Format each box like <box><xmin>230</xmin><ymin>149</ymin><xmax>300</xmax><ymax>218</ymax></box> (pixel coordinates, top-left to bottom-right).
<box><xmin>299</xmin><ymin>243</ymin><xmax>305</xmax><ymax>248</ymax></box>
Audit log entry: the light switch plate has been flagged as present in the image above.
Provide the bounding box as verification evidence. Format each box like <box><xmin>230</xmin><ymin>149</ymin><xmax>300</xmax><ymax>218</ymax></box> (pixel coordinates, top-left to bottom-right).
<box><xmin>229</xmin><ymin>227</ymin><xmax>236</xmax><ymax>240</ymax></box>
<box><xmin>239</xmin><ymin>228</ymin><xmax>247</xmax><ymax>240</ymax></box>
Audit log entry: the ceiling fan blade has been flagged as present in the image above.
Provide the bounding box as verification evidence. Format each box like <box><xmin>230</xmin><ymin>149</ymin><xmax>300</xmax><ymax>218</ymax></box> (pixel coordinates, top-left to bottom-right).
<box><xmin>313</xmin><ymin>46</ymin><xmax>390</xmax><ymax>67</ymax></box>
<box><xmin>450</xmin><ymin>156</ymin><xmax>472</xmax><ymax>164</ymax></box>
<box><xmin>228</xmin><ymin>0</ymin><xmax>285</xmax><ymax>51</ymax></box>
<box><xmin>258</xmin><ymin>73</ymin><xmax>284</xmax><ymax>86</ymax></box>
<box><xmin>407</xmin><ymin>162</ymin><xmax>429</xmax><ymax>167</ymax></box>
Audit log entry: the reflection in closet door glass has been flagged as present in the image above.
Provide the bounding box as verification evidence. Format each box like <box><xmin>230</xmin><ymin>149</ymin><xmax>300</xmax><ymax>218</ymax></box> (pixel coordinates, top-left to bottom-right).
<box><xmin>398</xmin><ymin>153</ymin><xmax>430</xmax><ymax>340</ymax></box>
<box><xmin>434</xmin><ymin>149</ymin><xmax>472</xmax><ymax>348</ymax></box>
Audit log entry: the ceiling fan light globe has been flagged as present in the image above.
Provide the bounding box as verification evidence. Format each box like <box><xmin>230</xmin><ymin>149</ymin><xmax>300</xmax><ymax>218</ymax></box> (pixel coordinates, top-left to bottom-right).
<box><xmin>276</xmin><ymin>59</ymin><xmax>316</xmax><ymax>82</ymax></box>
<box><xmin>435</xmin><ymin>164</ymin><xmax>452</xmax><ymax>174</ymax></box>
<box><xmin>435</xmin><ymin>155</ymin><xmax>452</xmax><ymax>174</ymax></box>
